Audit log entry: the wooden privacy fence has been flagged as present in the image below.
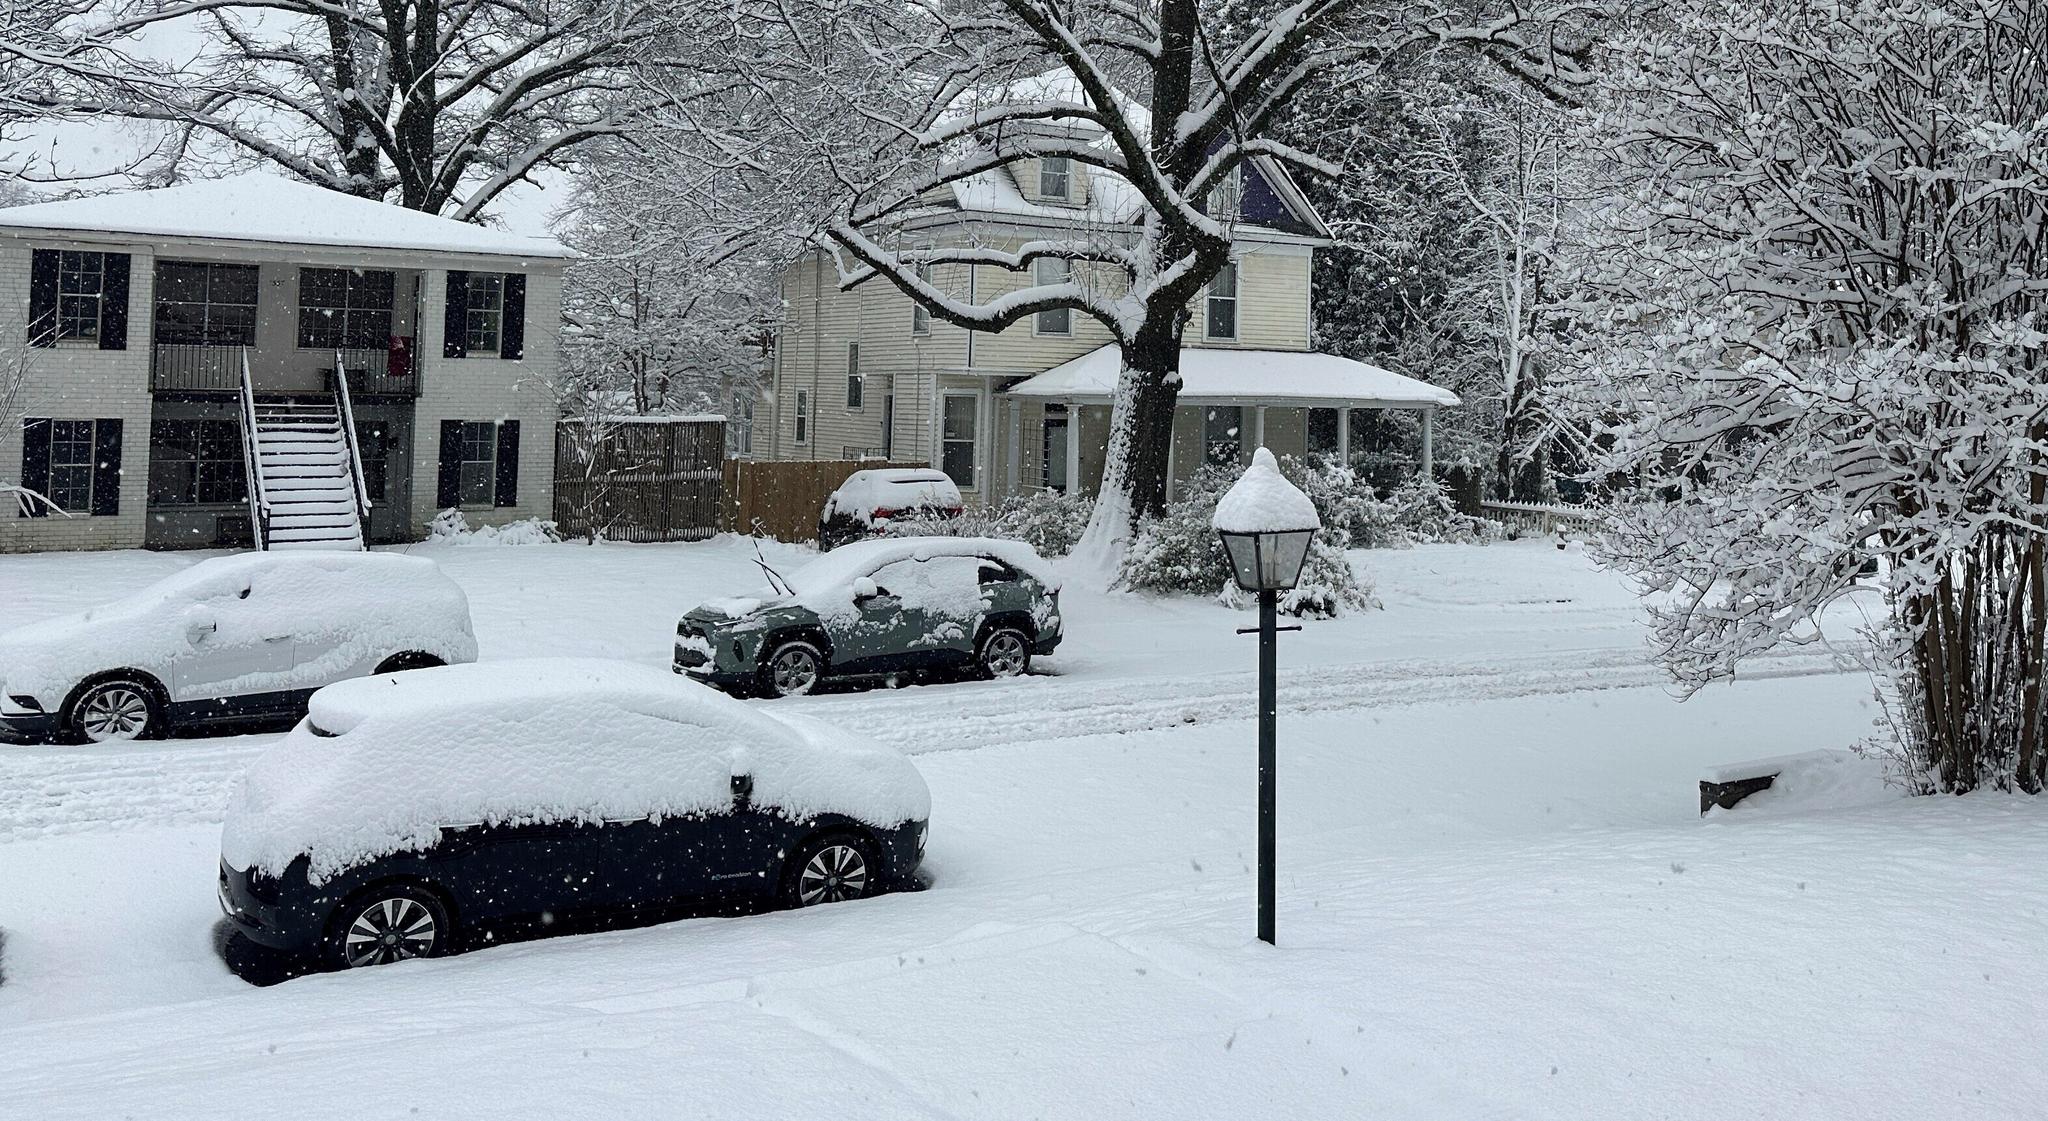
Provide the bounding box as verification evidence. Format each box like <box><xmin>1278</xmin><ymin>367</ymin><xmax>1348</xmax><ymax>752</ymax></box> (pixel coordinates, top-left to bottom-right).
<box><xmin>721</xmin><ymin>459</ymin><xmax>927</xmax><ymax>542</ymax></box>
<box><xmin>553</xmin><ymin>418</ymin><xmax>725</xmax><ymax>542</ymax></box>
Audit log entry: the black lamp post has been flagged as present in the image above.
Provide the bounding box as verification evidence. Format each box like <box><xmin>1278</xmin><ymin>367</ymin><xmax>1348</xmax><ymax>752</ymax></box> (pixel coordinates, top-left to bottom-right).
<box><xmin>1212</xmin><ymin>448</ymin><xmax>1320</xmax><ymax>946</ymax></box>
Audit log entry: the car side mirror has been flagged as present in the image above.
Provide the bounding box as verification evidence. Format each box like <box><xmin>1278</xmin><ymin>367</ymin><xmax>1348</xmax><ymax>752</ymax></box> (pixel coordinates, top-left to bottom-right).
<box><xmin>184</xmin><ymin>606</ymin><xmax>217</xmax><ymax>644</ymax></box>
<box><xmin>851</xmin><ymin>577</ymin><xmax>879</xmax><ymax>601</ymax></box>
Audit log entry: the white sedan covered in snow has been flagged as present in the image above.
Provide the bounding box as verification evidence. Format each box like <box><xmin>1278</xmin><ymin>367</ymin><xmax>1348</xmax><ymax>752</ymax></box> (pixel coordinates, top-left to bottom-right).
<box><xmin>0</xmin><ymin>552</ymin><xmax>476</xmax><ymax>743</ymax></box>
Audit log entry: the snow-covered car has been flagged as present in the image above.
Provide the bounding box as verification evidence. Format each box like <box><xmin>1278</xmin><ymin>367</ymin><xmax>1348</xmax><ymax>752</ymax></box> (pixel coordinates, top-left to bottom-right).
<box><xmin>676</xmin><ymin>536</ymin><xmax>1062</xmax><ymax>698</ymax></box>
<box><xmin>817</xmin><ymin>468</ymin><xmax>964</xmax><ymax>550</ymax></box>
<box><xmin>217</xmin><ymin>659</ymin><xmax>930</xmax><ymax>969</ymax></box>
<box><xmin>0</xmin><ymin>552</ymin><xmax>476</xmax><ymax>744</ymax></box>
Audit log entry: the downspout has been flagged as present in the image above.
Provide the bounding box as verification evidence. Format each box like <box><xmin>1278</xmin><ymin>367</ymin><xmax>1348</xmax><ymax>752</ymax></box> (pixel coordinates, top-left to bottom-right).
<box><xmin>812</xmin><ymin>251</ymin><xmax>822</xmax><ymax>462</ymax></box>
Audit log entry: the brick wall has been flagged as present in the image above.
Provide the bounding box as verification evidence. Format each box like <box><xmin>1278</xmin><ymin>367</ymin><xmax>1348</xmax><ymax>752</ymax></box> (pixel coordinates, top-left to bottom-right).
<box><xmin>0</xmin><ymin>233</ymin><xmax>156</xmax><ymax>553</ymax></box>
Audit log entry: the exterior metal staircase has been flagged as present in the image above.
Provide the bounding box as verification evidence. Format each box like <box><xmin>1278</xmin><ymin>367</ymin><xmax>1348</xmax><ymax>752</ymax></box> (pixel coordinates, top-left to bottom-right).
<box><xmin>238</xmin><ymin>352</ymin><xmax>372</xmax><ymax>551</ymax></box>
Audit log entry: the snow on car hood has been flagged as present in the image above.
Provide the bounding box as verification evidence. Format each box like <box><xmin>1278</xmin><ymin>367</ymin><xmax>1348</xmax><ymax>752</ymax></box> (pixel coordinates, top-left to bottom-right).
<box><xmin>220</xmin><ymin>658</ymin><xmax>931</xmax><ymax>882</ymax></box>
<box><xmin>0</xmin><ymin>551</ymin><xmax>476</xmax><ymax>705</ymax></box>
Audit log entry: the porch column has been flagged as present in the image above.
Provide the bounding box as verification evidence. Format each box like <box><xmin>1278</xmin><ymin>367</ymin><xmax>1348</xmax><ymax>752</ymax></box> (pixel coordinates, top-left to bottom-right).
<box><xmin>1065</xmin><ymin>401</ymin><xmax>1082</xmax><ymax>495</ymax></box>
<box><xmin>1005</xmin><ymin>399</ymin><xmax>1022</xmax><ymax>498</ymax></box>
<box><xmin>1253</xmin><ymin>405</ymin><xmax>1267</xmax><ymax>453</ymax></box>
<box><xmin>1337</xmin><ymin>407</ymin><xmax>1351</xmax><ymax>466</ymax></box>
<box><xmin>1421</xmin><ymin>408</ymin><xmax>1435</xmax><ymax>477</ymax></box>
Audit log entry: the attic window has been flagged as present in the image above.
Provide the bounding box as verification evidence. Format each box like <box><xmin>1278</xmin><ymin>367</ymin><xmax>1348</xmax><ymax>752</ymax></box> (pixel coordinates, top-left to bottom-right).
<box><xmin>1038</xmin><ymin>157</ymin><xmax>1071</xmax><ymax>201</ymax></box>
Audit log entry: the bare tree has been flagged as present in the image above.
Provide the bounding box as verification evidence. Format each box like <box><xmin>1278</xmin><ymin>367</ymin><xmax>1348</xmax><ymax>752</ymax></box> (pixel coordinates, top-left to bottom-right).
<box><xmin>671</xmin><ymin>0</ymin><xmax>1600</xmax><ymax>557</ymax></box>
<box><xmin>1554</xmin><ymin>0</ymin><xmax>2048</xmax><ymax>793</ymax></box>
<box><xmin>15</xmin><ymin>0</ymin><xmax>714</xmax><ymax>217</ymax></box>
<box><xmin>0</xmin><ymin>343</ymin><xmax>59</xmax><ymax>516</ymax></box>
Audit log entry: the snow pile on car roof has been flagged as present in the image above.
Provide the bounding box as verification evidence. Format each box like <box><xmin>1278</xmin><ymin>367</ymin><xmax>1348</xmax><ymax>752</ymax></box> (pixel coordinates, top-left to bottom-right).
<box><xmin>220</xmin><ymin>659</ymin><xmax>930</xmax><ymax>882</ymax></box>
<box><xmin>0</xmin><ymin>552</ymin><xmax>475</xmax><ymax>706</ymax></box>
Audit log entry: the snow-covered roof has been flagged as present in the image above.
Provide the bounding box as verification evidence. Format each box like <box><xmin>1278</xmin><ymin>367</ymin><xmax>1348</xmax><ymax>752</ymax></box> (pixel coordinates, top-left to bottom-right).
<box><xmin>0</xmin><ymin>172</ymin><xmax>575</xmax><ymax>260</ymax></box>
<box><xmin>1004</xmin><ymin>346</ymin><xmax>1461</xmax><ymax>408</ymax></box>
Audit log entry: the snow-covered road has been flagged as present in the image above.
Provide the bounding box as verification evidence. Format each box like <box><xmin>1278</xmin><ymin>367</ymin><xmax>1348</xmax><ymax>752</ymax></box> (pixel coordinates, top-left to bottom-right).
<box><xmin>2</xmin><ymin>537</ymin><xmax>2040</xmax><ymax>1120</ymax></box>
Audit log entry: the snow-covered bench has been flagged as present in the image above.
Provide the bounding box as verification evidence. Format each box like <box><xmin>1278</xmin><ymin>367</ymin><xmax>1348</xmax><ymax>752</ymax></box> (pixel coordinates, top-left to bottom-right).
<box><xmin>1699</xmin><ymin>750</ymin><xmax>1838</xmax><ymax>815</ymax></box>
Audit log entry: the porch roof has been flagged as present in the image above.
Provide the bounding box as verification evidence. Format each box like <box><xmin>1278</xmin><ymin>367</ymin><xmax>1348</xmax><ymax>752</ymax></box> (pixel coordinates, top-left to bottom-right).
<box><xmin>0</xmin><ymin>172</ymin><xmax>574</xmax><ymax>261</ymax></box>
<box><xmin>1002</xmin><ymin>346</ymin><xmax>1459</xmax><ymax>409</ymax></box>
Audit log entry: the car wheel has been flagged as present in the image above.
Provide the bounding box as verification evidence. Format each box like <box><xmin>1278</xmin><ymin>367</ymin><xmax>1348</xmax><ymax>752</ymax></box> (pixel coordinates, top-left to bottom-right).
<box><xmin>67</xmin><ymin>677</ymin><xmax>162</xmax><ymax>743</ymax></box>
<box><xmin>373</xmin><ymin>651</ymin><xmax>445</xmax><ymax>675</ymax></box>
<box><xmin>760</xmin><ymin>641</ymin><xmax>824</xmax><ymax>698</ymax></box>
<box><xmin>977</xmin><ymin>627</ymin><xmax>1031</xmax><ymax>679</ymax></box>
<box><xmin>780</xmin><ymin>832</ymin><xmax>876</xmax><ymax>908</ymax></box>
<box><xmin>327</xmin><ymin>883</ymin><xmax>451</xmax><ymax>970</ymax></box>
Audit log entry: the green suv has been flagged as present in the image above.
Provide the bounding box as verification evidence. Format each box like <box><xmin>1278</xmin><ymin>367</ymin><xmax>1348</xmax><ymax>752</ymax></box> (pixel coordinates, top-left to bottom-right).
<box><xmin>676</xmin><ymin>537</ymin><xmax>1063</xmax><ymax>697</ymax></box>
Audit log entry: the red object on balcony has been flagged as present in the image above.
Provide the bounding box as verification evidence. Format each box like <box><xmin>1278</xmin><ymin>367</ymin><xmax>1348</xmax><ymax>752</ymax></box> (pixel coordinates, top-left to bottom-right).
<box><xmin>388</xmin><ymin>335</ymin><xmax>414</xmax><ymax>378</ymax></box>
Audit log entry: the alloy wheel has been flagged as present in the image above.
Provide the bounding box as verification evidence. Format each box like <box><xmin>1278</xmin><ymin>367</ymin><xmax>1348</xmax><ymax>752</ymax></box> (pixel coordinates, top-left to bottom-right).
<box><xmin>78</xmin><ymin>684</ymin><xmax>151</xmax><ymax>742</ymax></box>
<box><xmin>341</xmin><ymin>896</ymin><xmax>439</xmax><ymax>968</ymax></box>
<box><xmin>982</xmin><ymin>631</ymin><xmax>1028</xmax><ymax>677</ymax></box>
<box><xmin>771</xmin><ymin>647</ymin><xmax>820</xmax><ymax>696</ymax></box>
<box><xmin>796</xmin><ymin>843</ymin><xmax>870</xmax><ymax>906</ymax></box>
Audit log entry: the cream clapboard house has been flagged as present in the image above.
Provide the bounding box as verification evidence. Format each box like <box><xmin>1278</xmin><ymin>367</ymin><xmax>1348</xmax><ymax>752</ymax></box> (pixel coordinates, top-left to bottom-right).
<box><xmin>1</xmin><ymin>173</ymin><xmax>570</xmax><ymax>553</ymax></box>
<box><xmin>759</xmin><ymin>111</ymin><xmax>1459</xmax><ymax>503</ymax></box>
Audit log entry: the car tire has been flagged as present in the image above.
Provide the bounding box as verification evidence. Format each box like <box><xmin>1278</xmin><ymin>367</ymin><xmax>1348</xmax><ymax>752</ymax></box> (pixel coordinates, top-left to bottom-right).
<box><xmin>326</xmin><ymin>881</ymin><xmax>453</xmax><ymax>970</ymax></box>
<box><xmin>65</xmin><ymin>676</ymin><xmax>163</xmax><ymax>744</ymax></box>
<box><xmin>759</xmin><ymin>640</ymin><xmax>825</xmax><ymax>698</ymax></box>
<box><xmin>976</xmin><ymin>626</ymin><xmax>1032</xmax><ymax>680</ymax></box>
<box><xmin>779</xmin><ymin>831</ymin><xmax>878</xmax><ymax>908</ymax></box>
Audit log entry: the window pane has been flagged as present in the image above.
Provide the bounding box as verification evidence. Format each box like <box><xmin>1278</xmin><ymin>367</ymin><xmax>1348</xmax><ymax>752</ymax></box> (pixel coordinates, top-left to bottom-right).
<box><xmin>1206</xmin><ymin>298</ymin><xmax>1236</xmax><ymax>340</ymax></box>
<box><xmin>941</xmin><ymin>441</ymin><xmax>974</xmax><ymax>486</ymax></box>
<box><xmin>1037</xmin><ymin>307</ymin><xmax>1070</xmax><ymax>334</ymax></box>
<box><xmin>1210</xmin><ymin>263</ymin><xmax>1237</xmax><ymax>298</ymax></box>
<box><xmin>1204</xmin><ymin>406</ymin><xmax>1242</xmax><ymax>466</ymax></box>
<box><xmin>943</xmin><ymin>396</ymin><xmax>977</xmax><ymax>441</ymax></box>
<box><xmin>1038</xmin><ymin>157</ymin><xmax>1069</xmax><ymax>197</ymax></box>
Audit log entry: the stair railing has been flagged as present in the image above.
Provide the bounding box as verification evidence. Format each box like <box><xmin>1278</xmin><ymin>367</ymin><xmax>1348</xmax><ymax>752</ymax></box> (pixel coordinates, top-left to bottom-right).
<box><xmin>332</xmin><ymin>349</ymin><xmax>374</xmax><ymax>547</ymax></box>
<box><xmin>238</xmin><ymin>351</ymin><xmax>272</xmax><ymax>551</ymax></box>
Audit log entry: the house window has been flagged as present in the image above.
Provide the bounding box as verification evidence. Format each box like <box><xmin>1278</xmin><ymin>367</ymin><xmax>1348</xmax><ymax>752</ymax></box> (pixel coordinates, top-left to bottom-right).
<box><xmin>1034</xmin><ymin>257</ymin><xmax>1071</xmax><ymax>336</ymax></box>
<box><xmin>794</xmin><ymin>389</ymin><xmax>809</xmax><ymax>444</ymax></box>
<box><xmin>1043</xmin><ymin>407</ymin><xmax>1070</xmax><ymax>492</ymax></box>
<box><xmin>1208</xmin><ymin>167</ymin><xmax>1243</xmax><ymax>221</ymax></box>
<box><xmin>1205</xmin><ymin>262</ymin><xmax>1238</xmax><ymax>341</ymax></box>
<box><xmin>882</xmin><ymin>395</ymin><xmax>895</xmax><ymax>458</ymax></box>
<box><xmin>729</xmin><ymin>391</ymin><xmax>754</xmax><ymax>456</ymax></box>
<box><xmin>1038</xmin><ymin>156</ymin><xmax>1071</xmax><ymax>200</ymax></box>
<box><xmin>298</xmin><ymin>268</ymin><xmax>395</xmax><ymax>350</ymax></box>
<box><xmin>154</xmin><ymin>262</ymin><xmax>259</xmax><ymax>347</ymax></box>
<box><xmin>57</xmin><ymin>252</ymin><xmax>106</xmax><ymax>341</ymax></box>
<box><xmin>456</xmin><ymin>421</ymin><xmax>497</xmax><ymax>506</ymax></box>
<box><xmin>47</xmin><ymin>419</ymin><xmax>97</xmax><ymax>512</ymax></box>
<box><xmin>942</xmin><ymin>393</ymin><xmax>978</xmax><ymax>487</ymax></box>
<box><xmin>847</xmin><ymin>344</ymin><xmax>864</xmax><ymax>408</ymax></box>
<box><xmin>464</xmin><ymin>274</ymin><xmax>505</xmax><ymax>354</ymax></box>
<box><xmin>1204</xmin><ymin>406</ymin><xmax>1242</xmax><ymax>467</ymax></box>
<box><xmin>912</xmin><ymin>257</ymin><xmax>932</xmax><ymax>335</ymax></box>
<box><xmin>148</xmin><ymin>418</ymin><xmax>247</xmax><ymax>506</ymax></box>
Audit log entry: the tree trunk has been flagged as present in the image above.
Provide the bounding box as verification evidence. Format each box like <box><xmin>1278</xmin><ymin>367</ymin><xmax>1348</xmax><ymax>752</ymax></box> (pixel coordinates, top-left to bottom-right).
<box><xmin>1073</xmin><ymin>321</ymin><xmax>1182</xmax><ymax>572</ymax></box>
<box><xmin>1496</xmin><ymin>354</ymin><xmax>1549</xmax><ymax>502</ymax></box>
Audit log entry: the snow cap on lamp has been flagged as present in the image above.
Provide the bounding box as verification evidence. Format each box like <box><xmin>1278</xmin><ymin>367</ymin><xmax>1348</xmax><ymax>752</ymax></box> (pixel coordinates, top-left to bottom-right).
<box><xmin>1212</xmin><ymin>448</ymin><xmax>1320</xmax><ymax>591</ymax></box>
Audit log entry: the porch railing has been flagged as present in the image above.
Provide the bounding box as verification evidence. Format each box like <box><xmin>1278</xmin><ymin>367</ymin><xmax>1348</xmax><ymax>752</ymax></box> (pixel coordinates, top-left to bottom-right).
<box><xmin>237</xmin><ymin>351</ymin><xmax>272</xmax><ymax>550</ymax></box>
<box><xmin>154</xmin><ymin>344</ymin><xmax>249</xmax><ymax>392</ymax></box>
<box><xmin>334</xmin><ymin>345</ymin><xmax>419</xmax><ymax>397</ymax></box>
<box><xmin>331</xmin><ymin>350</ymin><xmax>374</xmax><ymax>537</ymax></box>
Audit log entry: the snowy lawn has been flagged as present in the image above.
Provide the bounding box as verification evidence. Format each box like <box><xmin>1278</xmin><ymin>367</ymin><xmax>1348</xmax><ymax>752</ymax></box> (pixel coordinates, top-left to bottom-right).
<box><xmin>0</xmin><ymin>537</ymin><xmax>2042</xmax><ymax>1119</ymax></box>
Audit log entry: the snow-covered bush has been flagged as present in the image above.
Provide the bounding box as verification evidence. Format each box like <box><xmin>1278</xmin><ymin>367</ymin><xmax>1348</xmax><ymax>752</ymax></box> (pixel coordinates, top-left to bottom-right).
<box><xmin>1118</xmin><ymin>463</ymin><xmax>1374</xmax><ymax>619</ymax></box>
<box><xmin>425</xmin><ymin>509</ymin><xmax>564</xmax><ymax>546</ymax></box>
<box><xmin>883</xmin><ymin>488</ymin><xmax>1095</xmax><ymax>558</ymax></box>
<box><xmin>1296</xmin><ymin>460</ymin><xmax>1504</xmax><ymax>549</ymax></box>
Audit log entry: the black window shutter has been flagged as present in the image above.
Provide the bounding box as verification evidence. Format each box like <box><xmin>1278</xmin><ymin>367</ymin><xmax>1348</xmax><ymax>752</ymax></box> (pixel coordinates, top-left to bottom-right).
<box><xmin>98</xmin><ymin>254</ymin><xmax>131</xmax><ymax>350</ymax></box>
<box><xmin>436</xmin><ymin>419</ymin><xmax>463</xmax><ymax>508</ymax></box>
<box><xmin>442</xmin><ymin>271</ymin><xmax>470</xmax><ymax>358</ymax></box>
<box><xmin>17</xmin><ymin>418</ymin><xmax>50</xmax><ymax>517</ymax></box>
<box><xmin>27</xmin><ymin>250</ymin><xmax>58</xmax><ymax>347</ymax></box>
<box><xmin>499</xmin><ymin>274</ymin><xmax>526</xmax><ymax>360</ymax></box>
<box><xmin>494</xmin><ymin>420</ymin><xmax>520</xmax><ymax>507</ymax></box>
<box><xmin>90</xmin><ymin>418</ymin><xmax>122</xmax><ymax>516</ymax></box>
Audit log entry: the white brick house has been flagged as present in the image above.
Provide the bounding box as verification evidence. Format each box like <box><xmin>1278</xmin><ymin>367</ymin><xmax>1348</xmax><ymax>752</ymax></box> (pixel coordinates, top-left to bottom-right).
<box><xmin>0</xmin><ymin>173</ymin><xmax>571</xmax><ymax>553</ymax></box>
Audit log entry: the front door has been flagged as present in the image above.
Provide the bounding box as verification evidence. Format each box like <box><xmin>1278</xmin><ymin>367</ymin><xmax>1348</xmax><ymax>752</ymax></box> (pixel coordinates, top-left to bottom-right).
<box><xmin>1043</xmin><ymin>415</ymin><xmax>1070</xmax><ymax>492</ymax></box>
<box><xmin>353</xmin><ymin>405</ymin><xmax>413</xmax><ymax>544</ymax></box>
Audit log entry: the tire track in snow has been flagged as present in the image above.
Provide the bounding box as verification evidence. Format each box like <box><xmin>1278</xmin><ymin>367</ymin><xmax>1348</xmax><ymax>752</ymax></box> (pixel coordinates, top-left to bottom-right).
<box><xmin>0</xmin><ymin>644</ymin><xmax>1865</xmax><ymax>841</ymax></box>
